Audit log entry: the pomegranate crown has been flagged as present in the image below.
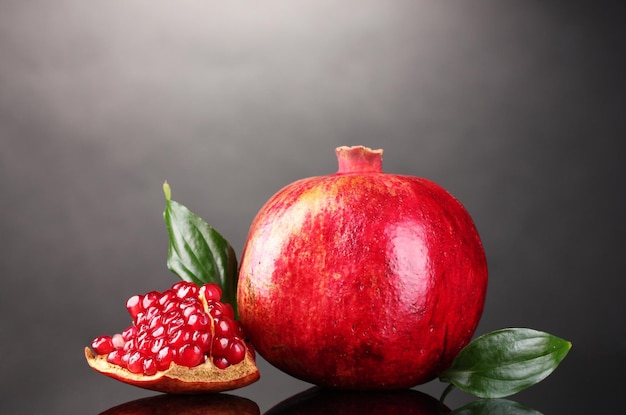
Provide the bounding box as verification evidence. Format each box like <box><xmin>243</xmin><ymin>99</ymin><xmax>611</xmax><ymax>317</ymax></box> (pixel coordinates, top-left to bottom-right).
<box><xmin>335</xmin><ymin>145</ymin><xmax>384</xmax><ymax>174</ymax></box>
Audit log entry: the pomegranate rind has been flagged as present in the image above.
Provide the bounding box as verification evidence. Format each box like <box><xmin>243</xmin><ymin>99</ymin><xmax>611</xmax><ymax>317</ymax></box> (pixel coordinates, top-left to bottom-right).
<box><xmin>85</xmin><ymin>347</ymin><xmax>259</xmax><ymax>393</ymax></box>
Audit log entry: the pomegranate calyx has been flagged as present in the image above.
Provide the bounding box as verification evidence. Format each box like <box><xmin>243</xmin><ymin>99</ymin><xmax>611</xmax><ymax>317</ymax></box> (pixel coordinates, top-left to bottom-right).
<box><xmin>335</xmin><ymin>145</ymin><xmax>384</xmax><ymax>174</ymax></box>
<box><xmin>85</xmin><ymin>346</ymin><xmax>259</xmax><ymax>393</ymax></box>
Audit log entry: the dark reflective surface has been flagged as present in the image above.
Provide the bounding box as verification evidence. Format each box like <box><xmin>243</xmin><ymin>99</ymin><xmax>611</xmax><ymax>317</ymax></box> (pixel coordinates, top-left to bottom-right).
<box><xmin>451</xmin><ymin>399</ymin><xmax>543</xmax><ymax>415</ymax></box>
<box><xmin>96</xmin><ymin>387</ymin><xmax>547</xmax><ymax>415</ymax></box>
<box><xmin>38</xmin><ymin>349</ymin><xmax>616</xmax><ymax>414</ymax></box>
<box><xmin>265</xmin><ymin>387</ymin><xmax>448</xmax><ymax>415</ymax></box>
<box><xmin>99</xmin><ymin>393</ymin><xmax>260</xmax><ymax>415</ymax></box>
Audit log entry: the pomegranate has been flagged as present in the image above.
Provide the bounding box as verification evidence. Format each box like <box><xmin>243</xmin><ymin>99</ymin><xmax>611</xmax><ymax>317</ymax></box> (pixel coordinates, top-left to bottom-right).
<box><xmin>237</xmin><ymin>145</ymin><xmax>488</xmax><ymax>389</ymax></box>
<box><xmin>85</xmin><ymin>281</ymin><xmax>260</xmax><ymax>393</ymax></box>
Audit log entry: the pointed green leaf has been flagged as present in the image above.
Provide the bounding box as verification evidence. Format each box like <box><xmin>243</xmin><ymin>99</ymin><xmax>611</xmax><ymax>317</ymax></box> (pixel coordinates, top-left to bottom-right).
<box><xmin>451</xmin><ymin>398</ymin><xmax>544</xmax><ymax>415</ymax></box>
<box><xmin>440</xmin><ymin>328</ymin><xmax>571</xmax><ymax>398</ymax></box>
<box><xmin>163</xmin><ymin>182</ymin><xmax>239</xmax><ymax>317</ymax></box>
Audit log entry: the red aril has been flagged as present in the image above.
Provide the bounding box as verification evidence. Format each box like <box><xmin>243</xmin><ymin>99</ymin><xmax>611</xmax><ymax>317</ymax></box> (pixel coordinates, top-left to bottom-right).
<box><xmin>91</xmin><ymin>336</ymin><xmax>115</xmax><ymax>355</ymax></box>
<box><xmin>237</xmin><ymin>146</ymin><xmax>488</xmax><ymax>389</ymax></box>
<box><xmin>85</xmin><ymin>281</ymin><xmax>259</xmax><ymax>393</ymax></box>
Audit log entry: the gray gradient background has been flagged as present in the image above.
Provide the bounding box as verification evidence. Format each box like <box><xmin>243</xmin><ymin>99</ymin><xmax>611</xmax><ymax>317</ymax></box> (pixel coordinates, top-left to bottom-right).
<box><xmin>1</xmin><ymin>1</ymin><xmax>624</xmax><ymax>414</ymax></box>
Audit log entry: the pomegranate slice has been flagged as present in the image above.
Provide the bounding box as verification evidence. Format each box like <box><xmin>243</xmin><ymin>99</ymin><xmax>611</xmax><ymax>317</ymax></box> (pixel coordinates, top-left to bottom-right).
<box><xmin>85</xmin><ymin>281</ymin><xmax>259</xmax><ymax>393</ymax></box>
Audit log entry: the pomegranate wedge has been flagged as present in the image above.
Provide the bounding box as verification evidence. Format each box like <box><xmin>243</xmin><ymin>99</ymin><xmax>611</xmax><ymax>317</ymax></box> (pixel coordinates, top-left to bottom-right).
<box><xmin>86</xmin><ymin>281</ymin><xmax>259</xmax><ymax>393</ymax></box>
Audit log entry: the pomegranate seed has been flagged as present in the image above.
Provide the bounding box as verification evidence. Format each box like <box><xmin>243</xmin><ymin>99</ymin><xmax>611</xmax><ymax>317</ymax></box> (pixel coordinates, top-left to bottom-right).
<box><xmin>192</xmin><ymin>330</ymin><xmax>212</xmax><ymax>351</ymax></box>
<box><xmin>107</xmin><ymin>349</ymin><xmax>123</xmax><ymax>366</ymax></box>
<box><xmin>175</xmin><ymin>344</ymin><xmax>203</xmax><ymax>367</ymax></box>
<box><xmin>127</xmin><ymin>351</ymin><xmax>144</xmax><ymax>374</ymax></box>
<box><xmin>167</xmin><ymin>317</ymin><xmax>186</xmax><ymax>335</ymax></box>
<box><xmin>214</xmin><ymin>317</ymin><xmax>236</xmax><ymax>337</ymax></box>
<box><xmin>173</xmin><ymin>281</ymin><xmax>199</xmax><ymax>298</ymax></box>
<box><xmin>227</xmin><ymin>338</ymin><xmax>246</xmax><ymax>365</ymax></box>
<box><xmin>134</xmin><ymin>312</ymin><xmax>146</xmax><ymax>324</ymax></box>
<box><xmin>212</xmin><ymin>336</ymin><xmax>230</xmax><ymax>357</ymax></box>
<box><xmin>135</xmin><ymin>323</ymin><xmax>149</xmax><ymax>337</ymax></box>
<box><xmin>142</xmin><ymin>291</ymin><xmax>160</xmax><ymax>309</ymax></box>
<box><xmin>206</xmin><ymin>301</ymin><xmax>234</xmax><ymax>320</ymax></box>
<box><xmin>162</xmin><ymin>300</ymin><xmax>179</xmax><ymax>314</ymax></box>
<box><xmin>182</xmin><ymin>303</ymin><xmax>204</xmax><ymax>318</ymax></box>
<box><xmin>213</xmin><ymin>356</ymin><xmax>230</xmax><ymax>369</ymax></box>
<box><xmin>112</xmin><ymin>333</ymin><xmax>126</xmax><ymax>349</ymax></box>
<box><xmin>150</xmin><ymin>337</ymin><xmax>166</xmax><ymax>354</ymax></box>
<box><xmin>187</xmin><ymin>312</ymin><xmax>210</xmax><ymax>330</ymax></box>
<box><xmin>222</xmin><ymin>303</ymin><xmax>235</xmax><ymax>320</ymax></box>
<box><xmin>150</xmin><ymin>325</ymin><xmax>166</xmax><ymax>339</ymax></box>
<box><xmin>126</xmin><ymin>295</ymin><xmax>143</xmax><ymax>318</ymax></box>
<box><xmin>156</xmin><ymin>346</ymin><xmax>175</xmax><ymax>371</ymax></box>
<box><xmin>161</xmin><ymin>310</ymin><xmax>179</xmax><ymax>326</ymax></box>
<box><xmin>145</xmin><ymin>306</ymin><xmax>160</xmax><ymax>323</ymax></box>
<box><xmin>148</xmin><ymin>315</ymin><xmax>163</xmax><ymax>330</ymax></box>
<box><xmin>92</xmin><ymin>336</ymin><xmax>115</xmax><ymax>355</ymax></box>
<box><xmin>121</xmin><ymin>326</ymin><xmax>136</xmax><ymax>342</ymax></box>
<box><xmin>137</xmin><ymin>337</ymin><xmax>153</xmax><ymax>353</ymax></box>
<box><xmin>169</xmin><ymin>329</ymin><xmax>192</xmax><ymax>348</ymax></box>
<box><xmin>143</xmin><ymin>357</ymin><xmax>158</xmax><ymax>376</ymax></box>
<box><xmin>200</xmin><ymin>283</ymin><xmax>222</xmax><ymax>301</ymax></box>
<box><xmin>121</xmin><ymin>351</ymin><xmax>131</xmax><ymax>368</ymax></box>
<box><xmin>158</xmin><ymin>289</ymin><xmax>176</xmax><ymax>306</ymax></box>
<box><xmin>179</xmin><ymin>296</ymin><xmax>200</xmax><ymax>310</ymax></box>
<box><xmin>123</xmin><ymin>338</ymin><xmax>136</xmax><ymax>352</ymax></box>
<box><xmin>136</xmin><ymin>327</ymin><xmax>150</xmax><ymax>342</ymax></box>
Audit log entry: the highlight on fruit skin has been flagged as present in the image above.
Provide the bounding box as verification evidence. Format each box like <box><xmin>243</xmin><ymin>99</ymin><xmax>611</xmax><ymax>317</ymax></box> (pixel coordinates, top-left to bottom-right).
<box><xmin>85</xmin><ymin>281</ymin><xmax>260</xmax><ymax>393</ymax></box>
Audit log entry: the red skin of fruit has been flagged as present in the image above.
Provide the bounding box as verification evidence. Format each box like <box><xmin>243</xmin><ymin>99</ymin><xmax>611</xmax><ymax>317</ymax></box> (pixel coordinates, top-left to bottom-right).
<box><xmin>237</xmin><ymin>146</ymin><xmax>488</xmax><ymax>389</ymax></box>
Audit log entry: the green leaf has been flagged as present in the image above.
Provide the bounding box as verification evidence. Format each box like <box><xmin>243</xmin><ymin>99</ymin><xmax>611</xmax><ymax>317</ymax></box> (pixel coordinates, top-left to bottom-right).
<box><xmin>451</xmin><ymin>398</ymin><xmax>544</xmax><ymax>415</ymax></box>
<box><xmin>440</xmin><ymin>328</ymin><xmax>571</xmax><ymax>399</ymax></box>
<box><xmin>162</xmin><ymin>181</ymin><xmax>239</xmax><ymax>318</ymax></box>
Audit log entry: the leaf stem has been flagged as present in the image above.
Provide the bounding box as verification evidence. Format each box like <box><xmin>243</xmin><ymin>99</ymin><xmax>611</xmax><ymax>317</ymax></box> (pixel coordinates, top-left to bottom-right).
<box><xmin>163</xmin><ymin>181</ymin><xmax>172</xmax><ymax>201</ymax></box>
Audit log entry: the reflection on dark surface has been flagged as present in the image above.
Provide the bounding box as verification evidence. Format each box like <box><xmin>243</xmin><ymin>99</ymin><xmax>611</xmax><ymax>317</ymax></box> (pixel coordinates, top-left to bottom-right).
<box><xmin>264</xmin><ymin>387</ymin><xmax>449</xmax><ymax>415</ymax></box>
<box><xmin>264</xmin><ymin>387</ymin><xmax>546</xmax><ymax>415</ymax></box>
<box><xmin>94</xmin><ymin>386</ymin><xmax>546</xmax><ymax>415</ymax></box>
<box><xmin>451</xmin><ymin>399</ymin><xmax>543</xmax><ymax>415</ymax></box>
<box><xmin>99</xmin><ymin>393</ymin><xmax>260</xmax><ymax>415</ymax></box>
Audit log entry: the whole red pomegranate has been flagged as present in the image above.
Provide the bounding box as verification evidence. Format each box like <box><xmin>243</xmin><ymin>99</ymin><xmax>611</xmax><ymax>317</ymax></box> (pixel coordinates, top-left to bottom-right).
<box><xmin>237</xmin><ymin>146</ymin><xmax>488</xmax><ymax>389</ymax></box>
